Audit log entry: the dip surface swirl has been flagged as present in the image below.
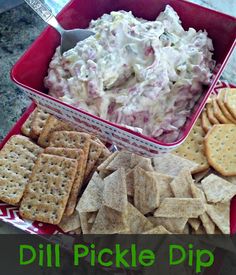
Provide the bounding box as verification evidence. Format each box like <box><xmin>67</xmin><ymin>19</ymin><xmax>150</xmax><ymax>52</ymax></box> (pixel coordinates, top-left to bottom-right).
<box><xmin>45</xmin><ymin>5</ymin><xmax>215</xmax><ymax>142</ymax></box>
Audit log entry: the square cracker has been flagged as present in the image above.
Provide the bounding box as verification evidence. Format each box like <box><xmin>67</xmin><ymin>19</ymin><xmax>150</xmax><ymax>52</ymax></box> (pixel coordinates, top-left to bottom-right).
<box><xmin>38</xmin><ymin>116</ymin><xmax>74</xmax><ymax>147</ymax></box>
<box><xmin>21</xmin><ymin>110</ymin><xmax>36</xmax><ymax>137</ymax></box>
<box><xmin>152</xmin><ymin>153</ymin><xmax>199</xmax><ymax>177</ymax></box>
<box><xmin>44</xmin><ymin>147</ymin><xmax>86</xmax><ymax>216</ymax></box>
<box><xmin>201</xmin><ymin>174</ymin><xmax>236</xmax><ymax>203</ymax></box>
<box><xmin>84</xmin><ymin>140</ymin><xmax>103</xmax><ymax>179</ymax></box>
<box><xmin>19</xmin><ymin>153</ymin><xmax>78</xmax><ymax>224</ymax></box>
<box><xmin>133</xmin><ymin>167</ymin><xmax>160</xmax><ymax>214</ymax></box>
<box><xmin>154</xmin><ymin>198</ymin><xmax>205</xmax><ymax>218</ymax></box>
<box><xmin>0</xmin><ymin>135</ymin><xmax>42</xmax><ymax>205</ymax></box>
<box><xmin>58</xmin><ymin>210</ymin><xmax>81</xmax><ymax>233</ymax></box>
<box><xmin>30</xmin><ymin>108</ymin><xmax>50</xmax><ymax>139</ymax></box>
<box><xmin>173</xmin><ymin>121</ymin><xmax>209</xmax><ymax>173</ymax></box>
<box><xmin>205</xmin><ymin>124</ymin><xmax>236</xmax><ymax>176</ymax></box>
<box><xmin>49</xmin><ymin>131</ymin><xmax>91</xmax><ymax>167</ymax></box>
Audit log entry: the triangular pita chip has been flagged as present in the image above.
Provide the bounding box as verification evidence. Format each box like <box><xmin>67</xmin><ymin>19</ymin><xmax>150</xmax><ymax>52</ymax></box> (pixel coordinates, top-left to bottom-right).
<box><xmin>103</xmin><ymin>168</ymin><xmax>127</xmax><ymax>212</ymax></box>
<box><xmin>90</xmin><ymin>206</ymin><xmax>128</xmax><ymax>234</ymax></box>
<box><xmin>126</xmin><ymin>203</ymin><xmax>154</xmax><ymax>233</ymax></box>
<box><xmin>77</xmin><ymin>172</ymin><xmax>104</xmax><ymax>213</ymax></box>
<box><xmin>134</xmin><ymin>167</ymin><xmax>160</xmax><ymax>214</ymax></box>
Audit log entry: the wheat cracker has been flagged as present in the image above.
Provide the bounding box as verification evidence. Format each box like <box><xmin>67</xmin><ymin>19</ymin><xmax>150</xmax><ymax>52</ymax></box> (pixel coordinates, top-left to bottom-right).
<box><xmin>21</xmin><ymin>110</ymin><xmax>36</xmax><ymax>137</ymax></box>
<box><xmin>0</xmin><ymin>135</ymin><xmax>42</xmax><ymax>205</ymax></box>
<box><xmin>84</xmin><ymin>140</ymin><xmax>103</xmax><ymax>179</ymax></box>
<box><xmin>30</xmin><ymin>108</ymin><xmax>50</xmax><ymax>139</ymax></box>
<box><xmin>44</xmin><ymin>147</ymin><xmax>86</xmax><ymax>216</ymax></box>
<box><xmin>49</xmin><ymin>131</ymin><xmax>91</xmax><ymax>170</ymax></box>
<box><xmin>19</xmin><ymin>153</ymin><xmax>77</xmax><ymax>224</ymax></box>
<box><xmin>38</xmin><ymin>116</ymin><xmax>74</xmax><ymax>147</ymax></box>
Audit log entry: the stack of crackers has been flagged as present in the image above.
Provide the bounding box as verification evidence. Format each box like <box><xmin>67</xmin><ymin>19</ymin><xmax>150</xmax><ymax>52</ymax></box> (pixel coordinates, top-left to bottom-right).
<box><xmin>0</xmin><ymin>107</ymin><xmax>110</xmax><ymax>231</ymax></box>
<box><xmin>173</xmin><ymin>88</ymin><xmax>236</xmax><ymax>178</ymax></box>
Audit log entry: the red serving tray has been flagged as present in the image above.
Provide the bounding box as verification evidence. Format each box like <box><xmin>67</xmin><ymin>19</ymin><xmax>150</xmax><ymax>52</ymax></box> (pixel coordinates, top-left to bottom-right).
<box><xmin>10</xmin><ymin>0</ymin><xmax>236</xmax><ymax>156</ymax></box>
<box><xmin>0</xmin><ymin>81</ymin><xmax>236</xmax><ymax>234</ymax></box>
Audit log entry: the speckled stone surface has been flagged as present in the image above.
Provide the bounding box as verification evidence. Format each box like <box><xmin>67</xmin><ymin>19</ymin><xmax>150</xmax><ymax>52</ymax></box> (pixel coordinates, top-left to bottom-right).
<box><xmin>0</xmin><ymin>3</ymin><xmax>45</xmax><ymax>141</ymax></box>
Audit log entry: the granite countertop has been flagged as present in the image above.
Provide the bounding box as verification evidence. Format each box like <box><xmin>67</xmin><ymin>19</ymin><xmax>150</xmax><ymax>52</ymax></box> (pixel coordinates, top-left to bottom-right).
<box><xmin>0</xmin><ymin>1</ymin><xmax>235</xmax><ymax>234</ymax></box>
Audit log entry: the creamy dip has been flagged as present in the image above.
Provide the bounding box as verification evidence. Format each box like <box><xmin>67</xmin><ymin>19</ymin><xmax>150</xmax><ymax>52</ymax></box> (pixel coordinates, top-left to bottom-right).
<box><xmin>45</xmin><ymin>5</ymin><xmax>214</xmax><ymax>142</ymax></box>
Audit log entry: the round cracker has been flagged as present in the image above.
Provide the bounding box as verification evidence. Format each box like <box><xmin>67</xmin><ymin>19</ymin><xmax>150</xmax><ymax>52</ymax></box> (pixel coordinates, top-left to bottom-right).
<box><xmin>212</xmin><ymin>98</ymin><xmax>232</xmax><ymax>124</ymax></box>
<box><xmin>205</xmin><ymin>124</ymin><xmax>236</xmax><ymax>176</ymax></box>
<box><xmin>217</xmin><ymin>89</ymin><xmax>236</xmax><ymax>123</ymax></box>
<box><xmin>206</xmin><ymin>102</ymin><xmax>220</xmax><ymax>125</ymax></box>
<box><xmin>201</xmin><ymin>109</ymin><xmax>212</xmax><ymax>133</ymax></box>
<box><xmin>224</xmin><ymin>88</ymin><xmax>236</xmax><ymax>120</ymax></box>
<box><xmin>173</xmin><ymin>120</ymin><xmax>209</xmax><ymax>173</ymax></box>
